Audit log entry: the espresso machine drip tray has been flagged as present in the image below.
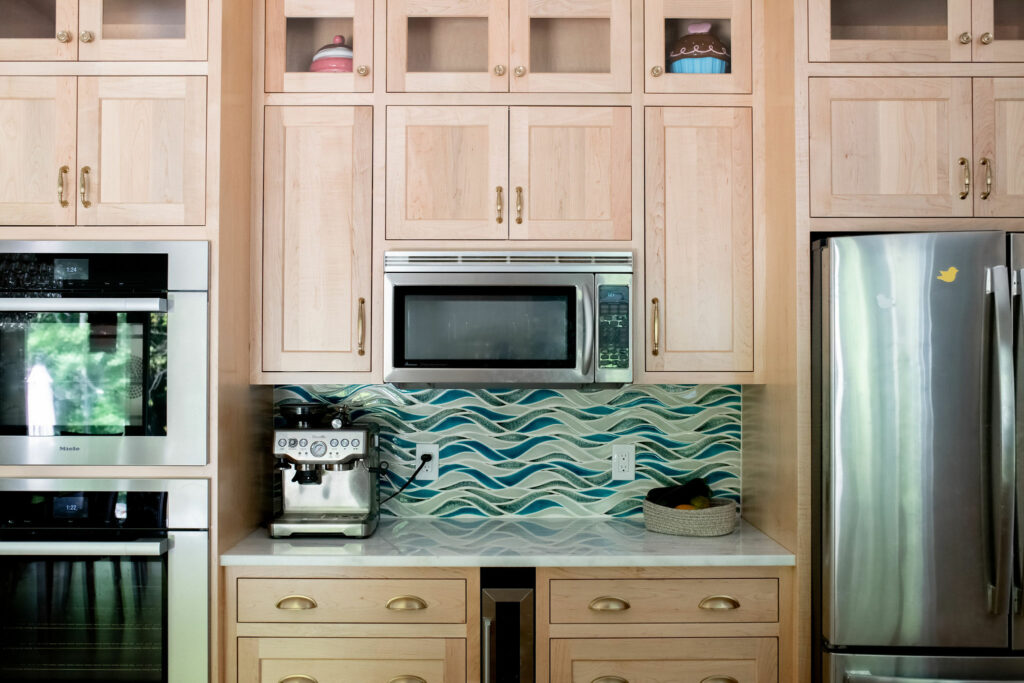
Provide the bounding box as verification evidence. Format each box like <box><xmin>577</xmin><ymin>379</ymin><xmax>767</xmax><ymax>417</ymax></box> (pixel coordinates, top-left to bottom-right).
<box><xmin>269</xmin><ymin>512</ymin><xmax>379</xmax><ymax>538</ymax></box>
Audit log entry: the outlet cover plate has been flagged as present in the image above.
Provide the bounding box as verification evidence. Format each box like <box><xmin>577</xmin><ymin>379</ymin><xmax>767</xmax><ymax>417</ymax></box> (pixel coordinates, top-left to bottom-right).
<box><xmin>612</xmin><ymin>444</ymin><xmax>635</xmax><ymax>481</ymax></box>
<box><xmin>416</xmin><ymin>443</ymin><xmax>439</xmax><ymax>481</ymax></box>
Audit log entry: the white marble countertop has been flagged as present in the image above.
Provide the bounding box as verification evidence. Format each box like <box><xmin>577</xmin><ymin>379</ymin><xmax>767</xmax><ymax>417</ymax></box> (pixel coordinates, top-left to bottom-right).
<box><xmin>220</xmin><ymin>517</ymin><xmax>795</xmax><ymax>567</ymax></box>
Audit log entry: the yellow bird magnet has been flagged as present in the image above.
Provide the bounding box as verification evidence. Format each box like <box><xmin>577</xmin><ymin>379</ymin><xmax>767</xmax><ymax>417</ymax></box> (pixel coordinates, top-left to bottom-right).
<box><xmin>937</xmin><ymin>267</ymin><xmax>958</xmax><ymax>283</ymax></box>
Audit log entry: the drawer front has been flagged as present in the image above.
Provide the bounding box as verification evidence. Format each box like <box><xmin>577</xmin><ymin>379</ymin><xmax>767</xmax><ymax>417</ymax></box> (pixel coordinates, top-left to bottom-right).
<box><xmin>238</xmin><ymin>578</ymin><xmax>467</xmax><ymax>624</ymax></box>
<box><xmin>549</xmin><ymin>578</ymin><xmax>778</xmax><ymax>624</ymax></box>
<box><xmin>552</xmin><ymin>637</ymin><xmax>777</xmax><ymax>683</ymax></box>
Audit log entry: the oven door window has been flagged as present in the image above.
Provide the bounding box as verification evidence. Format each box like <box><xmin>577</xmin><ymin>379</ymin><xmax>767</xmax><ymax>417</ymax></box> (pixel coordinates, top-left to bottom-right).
<box><xmin>0</xmin><ymin>311</ymin><xmax>168</xmax><ymax>436</ymax></box>
<box><xmin>0</xmin><ymin>553</ymin><xmax>168</xmax><ymax>682</ymax></box>
<box><xmin>394</xmin><ymin>286</ymin><xmax>576</xmax><ymax>368</ymax></box>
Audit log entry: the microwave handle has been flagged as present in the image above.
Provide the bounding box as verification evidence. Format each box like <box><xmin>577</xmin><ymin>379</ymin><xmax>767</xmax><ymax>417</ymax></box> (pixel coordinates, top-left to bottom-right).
<box><xmin>582</xmin><ymin>285</ymin><xmax>595</xmax><ymax>377</ymax></box>
<box><xmin>0</xmin><ymin>297</ymin><xmax>167</xmax><ymax>313</ymax></box>
<box><xmin>0</xmin><ymin>539</ymin><xmax>170</xmax><ymax>556</ymax></box>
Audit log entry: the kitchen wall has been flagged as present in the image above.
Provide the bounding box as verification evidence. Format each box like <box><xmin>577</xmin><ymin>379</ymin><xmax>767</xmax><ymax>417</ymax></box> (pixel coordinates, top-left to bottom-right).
<box><xmin>275</xmin><ymin>384</ymin><xmax>741</xmax><ymax>518</ymax></box>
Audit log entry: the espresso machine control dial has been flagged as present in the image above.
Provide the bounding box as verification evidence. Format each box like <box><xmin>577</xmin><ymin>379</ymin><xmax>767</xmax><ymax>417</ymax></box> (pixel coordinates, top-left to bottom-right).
<box><xmin>310</xmin><ymin>441</ymin><xmax>327</xmax><ymax>457</ymax></box>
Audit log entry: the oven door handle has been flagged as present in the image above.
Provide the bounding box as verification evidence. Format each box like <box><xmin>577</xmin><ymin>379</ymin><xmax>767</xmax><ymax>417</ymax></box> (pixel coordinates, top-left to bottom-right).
<box><xmin>0</xmin><ymin>539</ymin><xmax>171</xmax><ymax>556</ymax></box>
<box><xmin>0</xmin><ymin>297</ymin><xmax>168</xmax><ymax>313</ymax></box>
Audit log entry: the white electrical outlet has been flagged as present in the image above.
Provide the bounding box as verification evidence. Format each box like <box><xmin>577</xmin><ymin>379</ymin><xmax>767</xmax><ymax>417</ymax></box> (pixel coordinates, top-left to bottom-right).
<box><xmin>612</xmin><ymin>444</ymin><xmax>635</xmax><ymax>481</ymax></box>
<box><xmin>416</xmin><ymin>443</ymin><xmax>440</xmax><ymax>481</ymax></box>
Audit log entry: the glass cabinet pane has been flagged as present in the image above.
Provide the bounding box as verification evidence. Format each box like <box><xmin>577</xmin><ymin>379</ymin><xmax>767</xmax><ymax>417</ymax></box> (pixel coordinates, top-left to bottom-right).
<box><xmin>529</xmin><ymin>18</ymin><xmax>611</xmax><ymax>73</ymax></box>
<box><xmin>101</xmin><ymin>0</ymin><xmax>186</xmax><ymax>40</ymax></box>
<box><xmin>407</xmin><ymin>17</ymin><xmax>489</xmax><ymax>72</ymax></box>
<box><xmin>830</xmin><ymin>0</ymin><xmax>948</xmax><ymax>41</ymax></box>
<box><xmin>285</xmin><ymin>17</ymin><xmax>353</xmax><ymax>73</ymax></box>
<box><xmin>0</xmin><ymin>0</ymin><xmax>76</xmax><ymax>60</ymax></box>
<box><xmin>994</xmin><ymin>0</ymin><xmax>1024</xmax><ymax>41</ymax></box>
<box><xmin>2</xmin><ymin>0</ymin><xmax>58</xmax><ymax>39</ymax></box>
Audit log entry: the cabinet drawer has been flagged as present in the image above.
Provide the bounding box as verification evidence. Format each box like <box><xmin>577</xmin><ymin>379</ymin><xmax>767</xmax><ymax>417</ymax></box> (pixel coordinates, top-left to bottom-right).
<box><xmin>549</xmin><ymin>578</ymin><xmax>777</xmax><ymax>624</ymax></box>
<box><xmin>237</xmin><ymin>578</ymin><xmax>467</xmax><ymax>624</ymax></box>
<box><xmin>552</xmin><ymin>637</ymin><xmax>777</xmax><ymax>683</ymax></box>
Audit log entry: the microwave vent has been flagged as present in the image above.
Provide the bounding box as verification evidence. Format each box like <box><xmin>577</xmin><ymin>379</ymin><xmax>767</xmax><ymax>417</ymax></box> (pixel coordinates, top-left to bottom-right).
<box><xmin>385</xmin><ymin>252</ymin><xmax>633</xmax><ymax>272</ymax></box>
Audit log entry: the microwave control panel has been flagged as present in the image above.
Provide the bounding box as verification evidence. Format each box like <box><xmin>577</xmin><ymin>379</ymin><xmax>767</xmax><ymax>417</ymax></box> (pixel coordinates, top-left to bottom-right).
<box><xmin>598</xmin><ymin>284</ymin><xmax>630</xmax><ymax>370</ymax></box>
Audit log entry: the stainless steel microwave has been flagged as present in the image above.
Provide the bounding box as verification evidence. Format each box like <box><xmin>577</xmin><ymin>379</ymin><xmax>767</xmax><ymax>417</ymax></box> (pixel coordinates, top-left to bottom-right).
<box><xmin>0</xmin><ymin>241</ymin><xmax>208</xmax><ymax>466</ymax></box>
<box><xmin>384</xmin><ymin>252</ymin><xmax>633</xmax><ymax>386</ymax></box>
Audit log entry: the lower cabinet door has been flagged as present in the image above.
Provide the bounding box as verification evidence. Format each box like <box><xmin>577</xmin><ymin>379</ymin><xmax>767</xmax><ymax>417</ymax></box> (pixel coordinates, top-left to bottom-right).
<box><xmin>238</xmin><ymin>637</ymin><xmax>466</xmax><ymax>683</ymax></box>
<box><xmin>551</xmin><ymin>637</ymin><xmax>777</xmax><ymax>683</ymax></box>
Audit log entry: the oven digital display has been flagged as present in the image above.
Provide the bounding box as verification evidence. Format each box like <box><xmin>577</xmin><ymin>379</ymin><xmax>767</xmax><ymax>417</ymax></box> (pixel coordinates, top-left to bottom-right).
<box><xmin>53</xmin><ymin>258</ymin><xmax>89</xmax><ymax>281</ymax></box>
<box><xmin>53</xmin><ymin>494</ymin><xmax>88</xmax><ymax>519</ymax></box>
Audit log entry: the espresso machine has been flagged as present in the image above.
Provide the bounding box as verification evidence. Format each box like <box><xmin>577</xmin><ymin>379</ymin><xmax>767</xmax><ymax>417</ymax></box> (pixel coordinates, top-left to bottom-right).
<box><xmin>269</xmin><ymin>404</ymin><xmax>381</xmax><ymax>538</ymax></box>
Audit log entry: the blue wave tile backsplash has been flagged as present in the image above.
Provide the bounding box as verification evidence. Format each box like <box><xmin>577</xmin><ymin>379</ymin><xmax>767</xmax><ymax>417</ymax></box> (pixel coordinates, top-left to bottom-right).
<box><xmin>274</xmin><ymin>384</ymin><xmax>741</xmax><ymax>518</ymax></box>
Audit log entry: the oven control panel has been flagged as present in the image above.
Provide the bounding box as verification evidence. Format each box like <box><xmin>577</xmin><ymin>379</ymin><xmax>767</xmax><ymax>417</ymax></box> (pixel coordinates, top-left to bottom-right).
<box><xmin>273</xmin><ymin>429</ymin><xmax>368</xmax><ymax>463</ymax></box>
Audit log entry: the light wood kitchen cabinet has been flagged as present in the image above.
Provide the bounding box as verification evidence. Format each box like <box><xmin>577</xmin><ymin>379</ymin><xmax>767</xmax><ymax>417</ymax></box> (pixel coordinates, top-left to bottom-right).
<box><xmin>810</xmin><ymin>77</ymin><xmax>1024</xmax><ymax>218</ymax></box>
<box><xmin>265</xmin><ymin>0</ymin><xmax>373</xmax><ymax>92</ymax></box>
<box><xmin>645</xmin><ymin>106</ymin><xmax>753</xmax><ymax>373</ymax></box>
<box><xmin>0</xmin><ymin>76</ymin><xmax>76</xmax><ymax>226</ymax></box>
<box><xmin>509</xmin><ymin>106</ymin><xmax>631</xmax><ymax>240</ymax></box>
<box><xmin>238</xmin><ymin>637</ymin><xmax>467</xmax><ymax>683</ymax></box>
<box><xmin>0</xmin><ymin>0</ymin><xmax>207</xmax><ymax>61</ymax></box>
<box><xmin>974</xmin><ymin>78</ymin><xmax>1024</xmax><ymax>217</ymax></box>
<box><xmin>809</xmin><ymin>0</ymin><xmax>1024</xmax><ymax>62</ymax></box>
<box><xmin>262</xmin><ymin>106</ymin><xmax>372</xmax><ymax>372</ymax></box>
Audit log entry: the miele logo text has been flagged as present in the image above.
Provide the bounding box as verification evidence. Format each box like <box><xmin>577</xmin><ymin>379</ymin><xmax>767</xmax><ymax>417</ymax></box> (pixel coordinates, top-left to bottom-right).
<box><xmin>59</xmin><ymin>446</ymin><xmax>81</xmax><ymax>452</ymax></box>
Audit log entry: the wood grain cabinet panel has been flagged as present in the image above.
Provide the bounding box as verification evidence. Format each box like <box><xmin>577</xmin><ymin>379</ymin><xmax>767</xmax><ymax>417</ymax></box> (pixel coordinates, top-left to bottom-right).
<box><xmin>387</xmin><ymin>105</ymin><xmax>509</xmax><ymax>239</ymax></box>
<box><xmin>974</xmin><ymin>78</ymin><xmax>1024</xmax><ymax>217</ymax></box>
<box><xmin>509</xmin><ymin>106</ymin><xmax>630</xmax><ymax>240</ymax></box>
<box><xmin>76</xmin><ymin>76</ymin><xmax>206</xmax><ymax>225</ymax></box>
<box><xmin>239</xmin><ymin>637</ymin><xmax>467</xmax><ymax>683</ymax></box>
<box><xmin>809</xmin><ymin>77</ymin><xmax>974</xmax><ymax>218</ymax></box>
<box><xmin>551</xmin><ymin>637</ymin><xmax>777</xmax><ymax>683</ymax></box>
<box><xmin>262</xmin><ymin>106</ymin><xmax>372</xmax><ymax>372</ymax></box>
<box><xmin>645</xmin><ymin>106</ymin><xmax>753</xmax><ymax>372</ymax></box>
<box><xmin>0</xmin><ymin>76</ymin><xmax>76</xmax><ymax>226</ymax></box>
<box><xmin>0</xmin><ymin>0</ymin><xmax>78</xmax><ymax>60</ymax></box>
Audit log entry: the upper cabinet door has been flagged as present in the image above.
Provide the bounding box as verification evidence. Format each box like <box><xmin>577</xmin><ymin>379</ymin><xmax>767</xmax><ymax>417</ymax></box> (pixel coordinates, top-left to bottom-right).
<box><xmin>508</xmin><ymin>0</ymin><xmax>630</xmax><ymax>92</ymax></box>
<box><xmin>508</xmin><ymin>106</ymin><xmax>630</xmax><ymax>240</ymax></box>
<box><xmin>386</xmin><ymin>106</ymin><xmax>509</xmax><ymax>239</ymax></box>
<box><xmin>809</xmin><ymin>78</ymin><xmax>974</xmax><ymax>217</ymax></box>
<box><xmin>974</xmin><ymin>78</ymin><xmax>1024</xmax><ymax>217</ymax></box>
<box><xmin>645</xmin><ymin>107</ymin><xmax>753</xmax><ymax>373</ymax></box>
<box><xmin>809</xmin><ymin>0</ymin><xmax>972</xmax><ymax>62</ymax></box>
<box><xmin>77</xmin><ymin>77</ymin><xmax>206</xmax><ymax>225</ymax></box>
<box><xmin>77</xmin><ymin>0</ymin><xmax>207</xmax><ymax>60</ymax></box>
<box><xmin>265</xmin><ymin>0</ymin><xmax>373</xmax><ymax>92</ymax></box>
<box><xmin>387</xmin><ymin>0</ymin><xmax>509</xmax><ymax>92</ymax></box>
<box><xmin>644</xmin><ymin>0</ymin><xmax>751</xmax><ymax>94</ymax></box>
<box><xmin>0</xmin><ymin>0</ymin><xmax>78</xmax><ymax>60</ymax></box>
<box><xmin>973</xmin><ymin>0</ymin><xmax>1024</xmax><ymax>61</ymax></box>
<box><xmin>262</xmin><ymin>106</ymin><xmax>373</xmax><ymax>372</ymax></box>
<box><xmin>0</xmin><ymin>77</ymin><xmax>76</xmax><ymax>225</ymax></box>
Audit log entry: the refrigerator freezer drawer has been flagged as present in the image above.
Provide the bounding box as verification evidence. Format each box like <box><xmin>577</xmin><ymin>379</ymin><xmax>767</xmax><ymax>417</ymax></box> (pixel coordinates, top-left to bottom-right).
<box><xmin>827</xmin><ymin>652</ymin><xmax>1024</xmax><ymax>683</ymax></box>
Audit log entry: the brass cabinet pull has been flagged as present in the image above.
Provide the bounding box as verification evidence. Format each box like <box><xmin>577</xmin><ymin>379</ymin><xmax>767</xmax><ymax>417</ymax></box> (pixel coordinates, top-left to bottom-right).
<box><xmin>356</xmin><ymin>64</ymin><xmax>370</xmax><ymax>76</ymax></box>
<box><xmin>386</xmin><ymin>595</ymin><xmax>427</xmax><ymax>611</ymax></box>
<box><xmin>494</xmin><ymin>64</ymin><xmax>506</xmax><ymax>76</ymax></box>
<box><xmin>698</xmin><ymin>595</ymin><xmax>741</xmax><ymax>610</ymax></box>
<box><xmin>56</xmin><ymin>30</ymin><xmax>71</xmax><ymax>43</ymax></box>
<box><xmin>651</xmin><ymin>297</ymin><xmax>660</xmax><ymax>356</ymax></box>
<box><xmin>591</xmin><ymin>677</ymin><xmax>628</xmax><ymax>683</ymax></box>
<box><xmin>515</xmin><ymin>186</ymin><xmax>523</xmax><ymax>224</ymax></box>
<box><xmin>279</xmin><ymin>676</ymin><xmax>317</xmax><ymax>683</ymax></box>
<box><xmin>514</xmin><ymin>65</ymin><xmax>526</xmax><ymax>77</ymax></box>
<box><xmin>981</xmin><ymin>157</ymin><xmax>992</xmax><ymax>200</ymax></box>
<box><xmin>650</xmin><ymin>65</ymin><xmax>664</xmax><ymax>77</ymax></box>
<box><xmin>981</xmin><ymin>31</ymin><xmax>994</xmax><ymax>45</ymax></box>
<box><xmin>701</xmin><ymin>677</ymin><xmax>739</xmax><ymax>683</ymax></box>
<box><xmin>80</xmin><ymin>30</ymin><xmax>94</xmax><ymax>43</ymax></box>
<box><xmin>275</xmin><ymin>595</ymin><xmax>318</xmax><ymax>610</ymax></box>
<box><xmin>958</xmin><ymin>157</ymin><xmax>970</xmax><ymax>199</ymax></box>
<box><xmin>959</xmin><ymin>31</ymin><xmax>972</xmax><ymax>44</ymax></box>
<box><xmin>588</xmin><ymin>596</ymin><xmax>630</xmax><ymax>612</ymax></box>
<box><xmin>57</xmin><ymin>166</ymin><xmax>69</xmax><ymax>207</ymax></box>
<box><xmin>79</xmin><ymin>166</ymin><xmax>91</xmax><ymax>208</ymax></box>
<box><xmin>388</xmin><ymin>677</ymin><xmax>427</xmax><ymax>683</ymax></box>
<box><xmin>496</xmin><ymin>186</ymin><xmax>504</xmax><ymax>224</ymax></box>
<box><xmin>357</xmin><ymin>297</ymin><xmax>366</xmax><ymax>356</ymax></box>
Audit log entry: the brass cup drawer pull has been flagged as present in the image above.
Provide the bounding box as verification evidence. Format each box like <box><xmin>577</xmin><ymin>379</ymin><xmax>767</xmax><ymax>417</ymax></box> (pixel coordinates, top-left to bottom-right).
<box><xmin>279</xmin><ymin>676</ymin><xmax>317</xmax><ymax>683</ymax></box>
<box><xmin>275</xmin><ymin>595</ymin><xmax>318</xmax><ymax>610</ymax></box>
<box><xmin>592</xmin><ymin>677</ymin><xmax>628</xmax><ymax>683</ymax></box>
<box><xmin>386</xmin><ymin>595</ymin><xmax>428</xmax><ymax>611</ymax></box>
<box><xmin>698</xmin><ymin>595</ymin><xmax>740</xmax><ymax>610</ymax></box>
<box><xmin>701</xmin><ymin>677</ymin><xmax>739</xmax><ymax>683</ymax></box>
<box><xmin>389</xmin><ymin>677</ymin><xmax>427</xmax><ymax>683</ymax></box>
<box><xmin>588</xmin><ymin>596</ymin><xmax>630</xmax><ymax>612</ymax></box>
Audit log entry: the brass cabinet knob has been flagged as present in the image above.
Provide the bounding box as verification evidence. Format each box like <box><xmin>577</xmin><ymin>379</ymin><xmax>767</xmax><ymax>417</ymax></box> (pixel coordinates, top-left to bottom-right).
<box><xmin>356</xmin><ymin>64</ymin><xmax>369</xmax><ymax>76</ymax></box>
<box><xmin>388</xmin><ymin>677</ymin><xmax>427</xmax><ymax>683</ymax></box>
<box><xmin>698</xmin><ymin>595</ymin><xmax>741</xmax><ymax>610</ymax></box>
<box><xmin>80</xmin><ymin>30</ymin><xmax>95</xmax><ymax>43</ymax></box>
<box><xmin>650</xmin><ymin>65</ymin><xmax>664</xmax><ymax>77</ymax></box>
<box><xmin>56</xmin><ymin>30</ymin><xmax>71</xmax><ymax>43</ymax></box>
<box><xmin>514</xmin><ymin>65</ymin><xmax>526</xmax><ymax>77</ymax></box>
<box><xmin>588</xmin><ymin>596</ymin><xmax>630</xmax><ymax>612</ymax></box>
<box><xmin>275</xmin><ymin>595</ymin><xmax>318</xmax><ymax>610</ymax></box>
<box><xmin>494</xmin><ymin>64</ymin><xmax>506</xmax><ymax>76</ymax></box>
<box><xmin>981</xmin><ymin>32</ymin><xmax>994</xmax><ymax>45</ymax></box>
<box><xmin>959</xmin><ymin>31</ymin><xmax>971</xmax><ymax>44</ymax></box>
<box><xmin>386</xmin><ymin>595</ymin><xmax>427</xmax><ymax>611</ymax></box>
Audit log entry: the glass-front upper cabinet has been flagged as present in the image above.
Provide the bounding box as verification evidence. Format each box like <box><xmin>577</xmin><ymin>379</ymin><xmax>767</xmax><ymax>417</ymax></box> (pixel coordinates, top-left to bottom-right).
<box><xmin>265</xmin><ymin>0</ymin><xmax>373</xmax><ymax>92</ymax></box>
<box><xmin>0</xmin><ymin>0</ymin><xmax>207</xmax><ymax>60</ymax></box>
<box><xmin>810</xmin><ymin>0</ymin><xmax>1024</xmax><ymax>62</ymax></box>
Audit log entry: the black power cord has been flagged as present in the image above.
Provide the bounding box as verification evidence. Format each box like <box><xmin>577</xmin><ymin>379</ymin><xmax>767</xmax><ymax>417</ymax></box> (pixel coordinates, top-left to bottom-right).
<box><xmin>379</xmin><ymin>452</ymin><xmax>433</xmax><ymax>505</ymax></box>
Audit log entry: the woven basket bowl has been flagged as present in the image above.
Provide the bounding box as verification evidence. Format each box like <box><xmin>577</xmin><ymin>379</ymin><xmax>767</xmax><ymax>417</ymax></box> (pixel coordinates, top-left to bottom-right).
<box><xmin>643</xmin><ymin>498</ymin><xmax>738</xmax><ymax>537</ymax></box>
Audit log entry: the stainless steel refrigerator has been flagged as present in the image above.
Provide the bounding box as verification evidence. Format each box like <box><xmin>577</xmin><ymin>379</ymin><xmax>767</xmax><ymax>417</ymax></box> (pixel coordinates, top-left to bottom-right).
<box><xmin>814</xmin><ymin>232</ymin><xmax>1024</xmax><ymax>682</ymax></box>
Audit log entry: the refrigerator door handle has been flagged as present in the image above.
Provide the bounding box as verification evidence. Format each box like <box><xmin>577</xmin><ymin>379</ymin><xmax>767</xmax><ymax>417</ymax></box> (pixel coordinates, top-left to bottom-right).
<box><xmin>1014</xmin><ymin>268</ymin><xmax>1024</xmax><ymax>616</ymax></box>
<box><xmin>848</xmin><ymin>675</ymin><xmax>1012</xmax><ymax>683</ymax></box>
<box><xmin>986</xmin><ymin>265</ymin><xmax>1015</xmax><ymax>616</ymax></box>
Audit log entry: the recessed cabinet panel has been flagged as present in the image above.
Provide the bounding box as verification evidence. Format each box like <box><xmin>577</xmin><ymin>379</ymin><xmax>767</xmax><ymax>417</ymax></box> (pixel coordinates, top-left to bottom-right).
<box><xmin>262</xmin><ymin>106</ymin><xmax>372</xmax><ymax>372</ymax></box>
<box><xmin>0</xmin><ymin>0</ymin><xmax>78</xmax><ymax>60</ymax></box>
<box><xmin>76</xmin><ymin>76</ymin><xmax>206</xmax><ymax>225</ymax></box>
<box><xmin>509</xmin><ymin>106</ymin><xmax>630</xmax><ymax>240</ymax></box>
<box><xmin>0</xmin><ymin>76</ymin><xmax>76</xmax><ymax>225</ymax></box>
<box><xmin>974</xmin><ymin>78</ymin><xmax>1024</xmax><ymax>217</ymax></box>
<box><xmin>645</xmin><ymin>107</ymin><xmax>753</xmax><ymax>372</ymax></box>
<box><xmin>809</xmin><ymin>78</ymin><xmax>974</xmax><ymax>217</ymax></box>
<box><xmin>78</xmin><ymin>0</ymin><xmax>206</xmax><ymax>60</ymax></box>
<box><xmin>387</xmin><ymin>106</ymin><xmax>509</xmax><ymax>239</ymax></box>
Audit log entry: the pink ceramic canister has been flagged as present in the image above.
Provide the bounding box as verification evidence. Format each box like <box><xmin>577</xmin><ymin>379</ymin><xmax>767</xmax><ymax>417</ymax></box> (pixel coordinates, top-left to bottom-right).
<box><xmin>309</xmin><ymin>35</ymin><xmax>353</xmax><ymax>72</ymax></box>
